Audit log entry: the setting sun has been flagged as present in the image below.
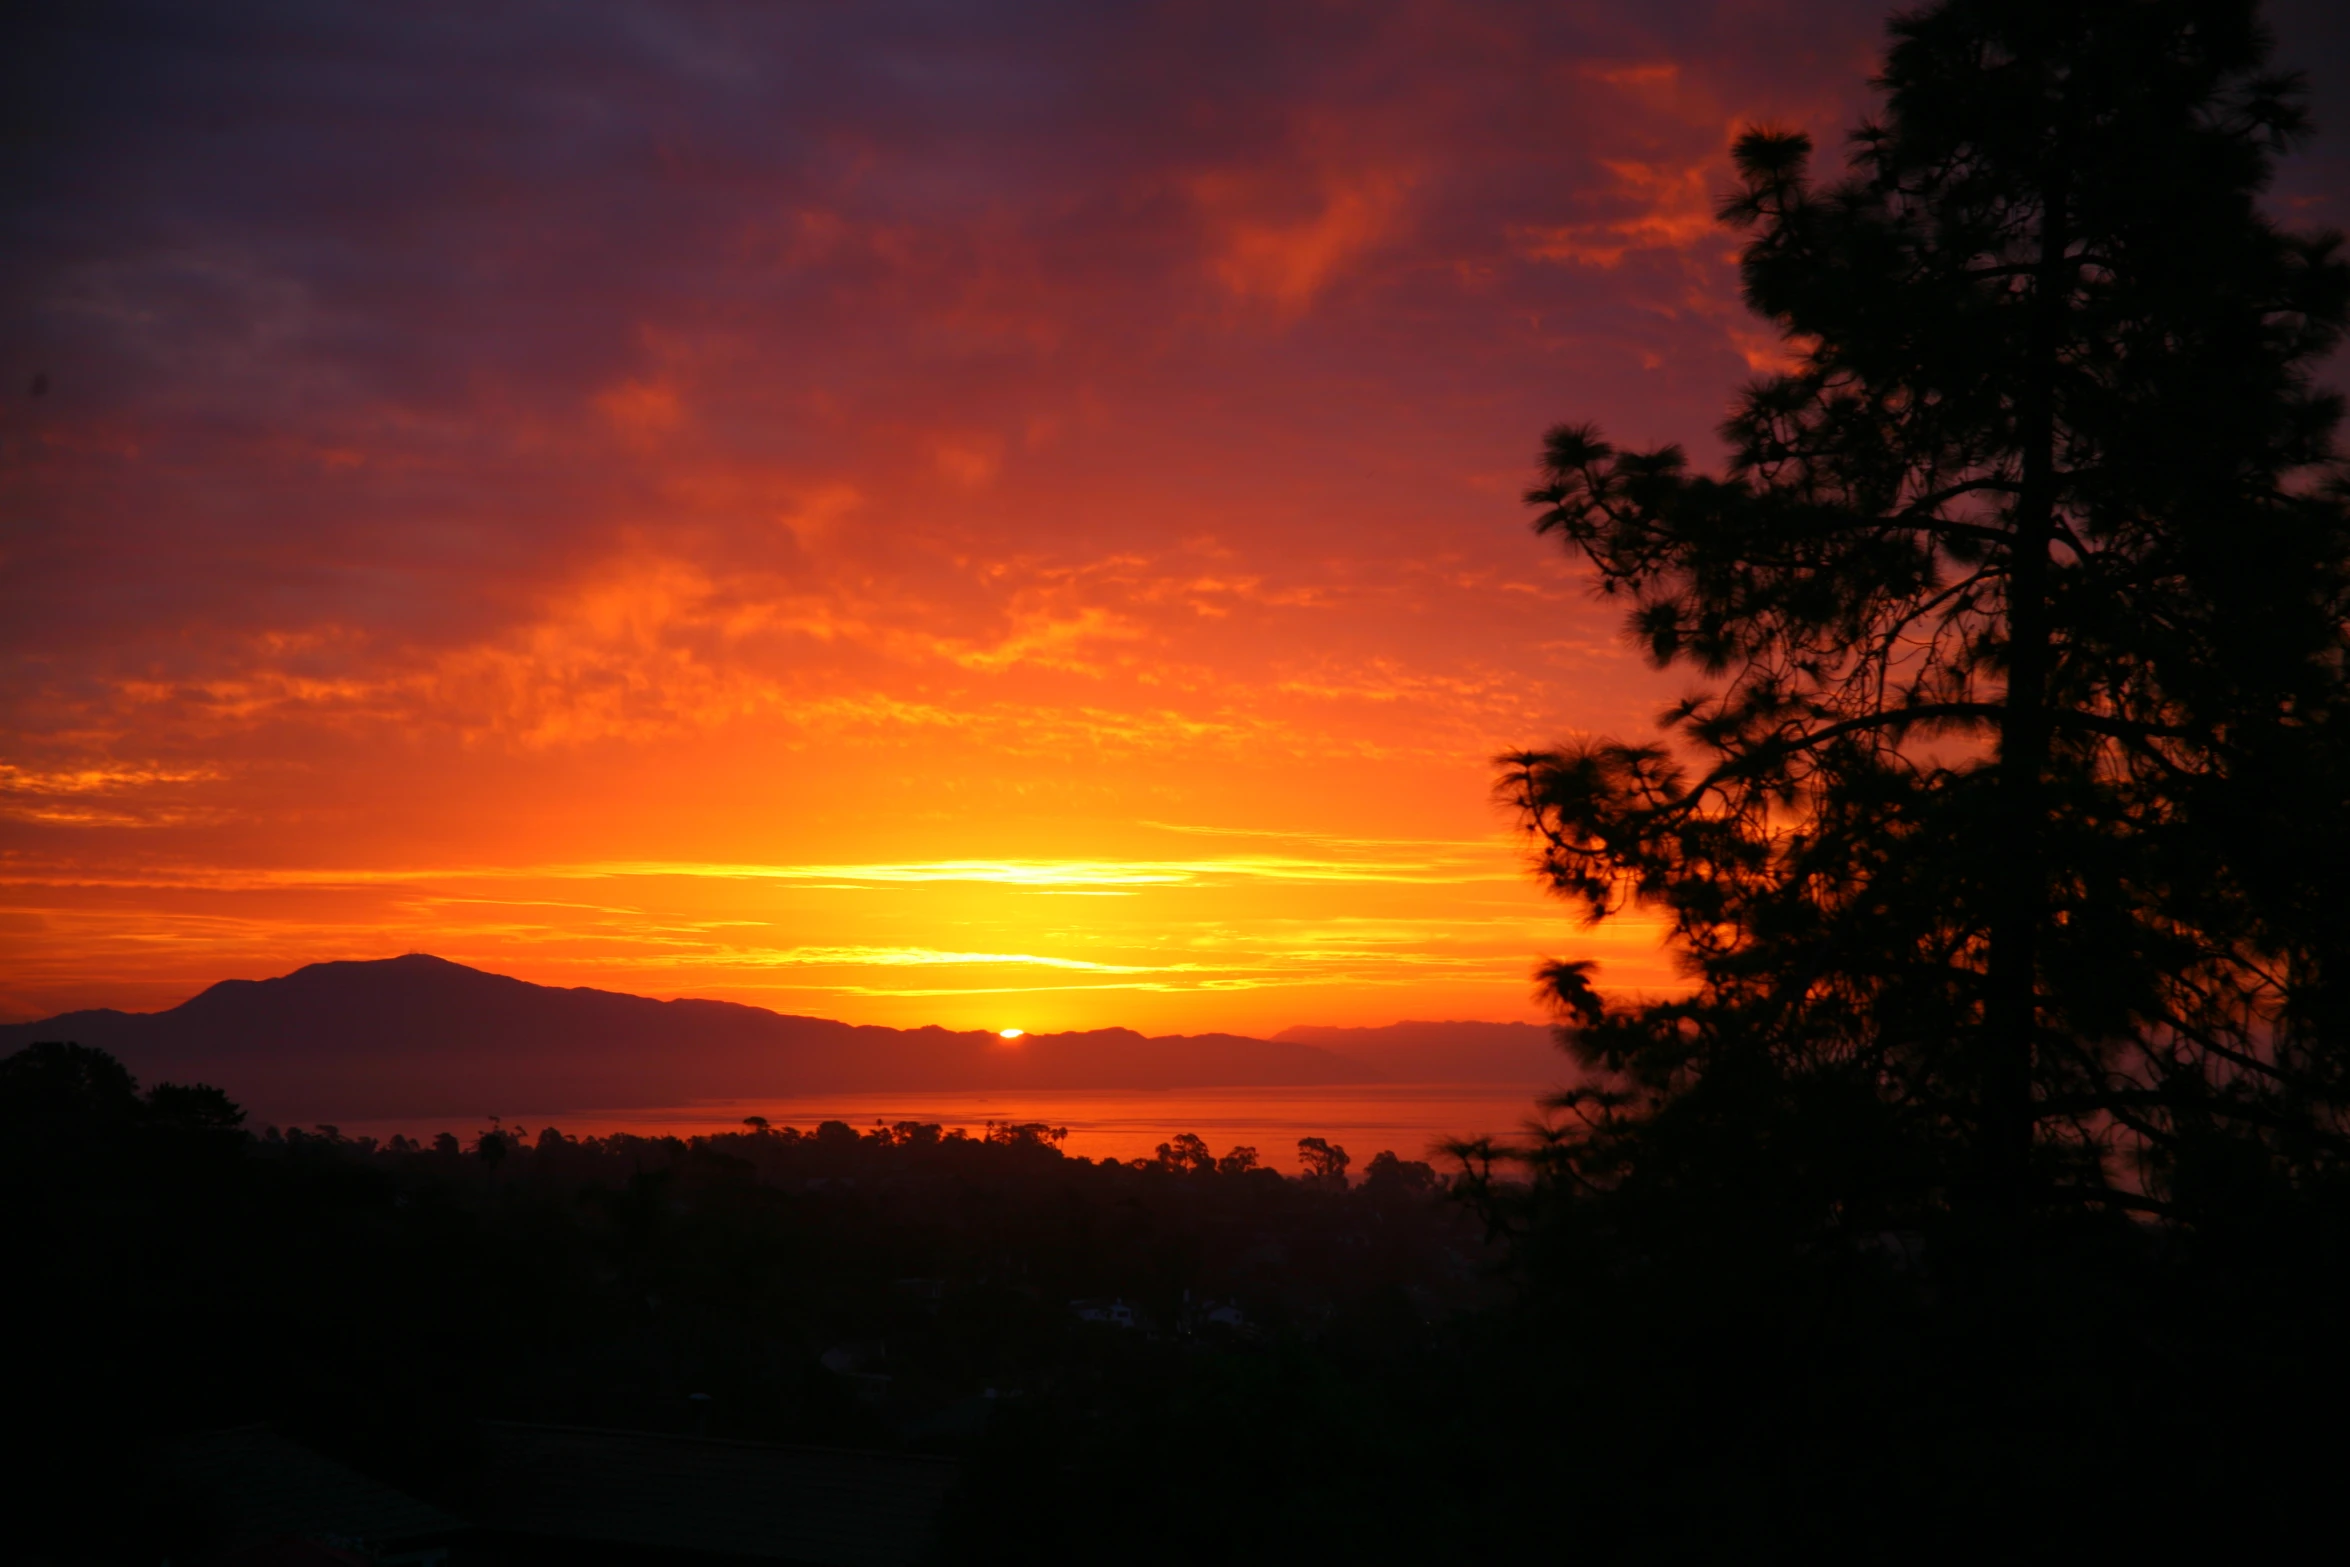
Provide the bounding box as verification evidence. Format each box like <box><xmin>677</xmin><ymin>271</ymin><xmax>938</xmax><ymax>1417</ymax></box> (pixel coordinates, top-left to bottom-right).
<box><xmin>999</xmin><ymin>1029</ymin><xmax>1026</xmax><ymax>1041</ymax></box>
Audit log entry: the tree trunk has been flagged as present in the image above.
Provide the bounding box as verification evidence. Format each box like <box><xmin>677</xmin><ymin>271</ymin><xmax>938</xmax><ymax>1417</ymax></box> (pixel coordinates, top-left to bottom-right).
<box><xmin>1983</xmin><ymin>170</ymin><xmax>2069</xmax><ymax>1218</ymax></box>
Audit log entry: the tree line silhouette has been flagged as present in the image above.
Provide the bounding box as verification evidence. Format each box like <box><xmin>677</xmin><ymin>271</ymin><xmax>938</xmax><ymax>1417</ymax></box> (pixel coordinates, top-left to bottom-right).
<box><xmin>6</xmin><ymin>1038</ymin><xmax>1497</xmax><ymax>1562</ymax></box>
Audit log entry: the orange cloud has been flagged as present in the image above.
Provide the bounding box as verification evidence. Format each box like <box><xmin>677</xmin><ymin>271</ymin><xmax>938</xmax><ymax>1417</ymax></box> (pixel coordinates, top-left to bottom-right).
<box><xmin>1510</xmin><ymin>158</ymin><xmax>1720</xmax><ymax>268</ymax></box>
<box><xmin>1580</xmin><ymin>61</ymin><xmax>1680</xmax><ymax>88</ymax></box>
<box><xmin>1194</xmin><ymin>164</ymin><xmax>1416</xmax><ymax>310</ymax></box>
<box><xmin>929</xmin><ymin>434</ymin><xmax>1003</xmax><ymax>489</ymax></box>
<box><xmin>595</xmin><ymin>377</ymin><xmax>685</xmax><ymax>441</ymax></box>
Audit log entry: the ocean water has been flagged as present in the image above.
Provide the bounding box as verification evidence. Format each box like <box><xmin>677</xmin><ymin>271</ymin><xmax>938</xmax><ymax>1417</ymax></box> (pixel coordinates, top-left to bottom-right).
<box><xmin>334</xmin><ymin>1081</ymin><xmax>1564</xmax><ymax>1170</ymax></box>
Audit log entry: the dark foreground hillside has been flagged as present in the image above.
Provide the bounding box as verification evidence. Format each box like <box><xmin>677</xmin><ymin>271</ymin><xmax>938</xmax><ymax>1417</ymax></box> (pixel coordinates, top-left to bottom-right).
<box><xmin>14</xmin><ymin>1039</ymin><xmax>2350</xmax><ymax>1563</ymax></box>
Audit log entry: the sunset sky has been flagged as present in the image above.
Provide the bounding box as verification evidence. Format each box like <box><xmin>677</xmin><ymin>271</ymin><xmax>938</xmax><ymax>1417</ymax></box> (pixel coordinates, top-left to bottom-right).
<box><xmin>6</xmin><ymin>0</ymin><xmax>2345</xmax><ymax>1031</ymax></box>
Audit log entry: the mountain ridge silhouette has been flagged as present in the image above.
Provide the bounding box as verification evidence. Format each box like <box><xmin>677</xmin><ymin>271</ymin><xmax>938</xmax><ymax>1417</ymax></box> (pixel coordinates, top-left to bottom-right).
<box><xmin>0</xmin><ymin>954</ymin><xmax>1567</xmax><ymax>1122</ymax></box>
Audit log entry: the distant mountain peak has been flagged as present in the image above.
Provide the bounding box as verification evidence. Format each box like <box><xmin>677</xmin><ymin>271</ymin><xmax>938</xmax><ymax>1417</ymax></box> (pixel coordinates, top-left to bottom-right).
<box><xmin>2</xmin><ymin>958</ymin><xmax>1572</xmax><ymax>1123</ymax></box>
<box><xmin>0</xmin><ymin>956</ymin><xmax>1427</xmax><ymax>1121</ymax></box>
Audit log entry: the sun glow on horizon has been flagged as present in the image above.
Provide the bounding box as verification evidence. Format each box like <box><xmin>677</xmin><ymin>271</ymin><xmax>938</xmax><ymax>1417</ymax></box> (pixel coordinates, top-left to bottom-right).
<box><xmin>999</xmin><ymin>1028</ymin><xmax>1025</xmax><ymax>1040</ymax></box>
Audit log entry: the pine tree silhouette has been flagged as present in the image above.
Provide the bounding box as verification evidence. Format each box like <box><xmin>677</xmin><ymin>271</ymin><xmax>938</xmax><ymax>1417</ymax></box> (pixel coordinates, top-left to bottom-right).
<box><xmin>1506</xmin><ymin>0</ymin><xmax>2350</xmax><ymax>1232</ymax></box>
